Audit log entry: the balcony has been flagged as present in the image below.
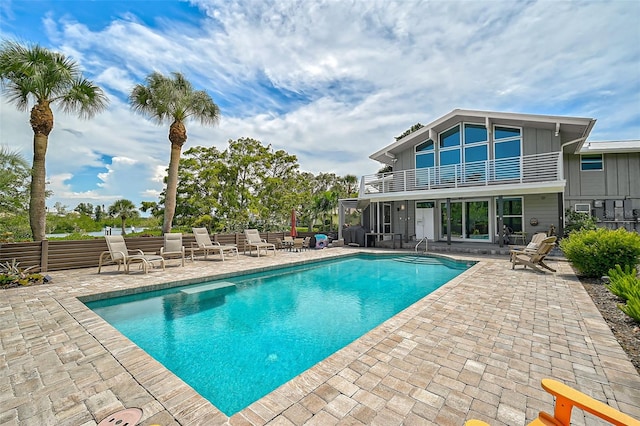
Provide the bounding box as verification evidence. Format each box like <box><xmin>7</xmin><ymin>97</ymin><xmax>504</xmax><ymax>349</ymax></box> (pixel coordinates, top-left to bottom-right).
<box><xmin>360</xmin><ymin>151</ymin><xmax>562</xmax><ymax>197</ymax></box>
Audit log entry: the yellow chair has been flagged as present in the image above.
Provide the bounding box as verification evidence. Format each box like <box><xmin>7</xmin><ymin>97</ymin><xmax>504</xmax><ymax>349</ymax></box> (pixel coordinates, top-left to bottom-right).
<box><xmin>466</xmin><ymin>378</ymin><xmax>640</xmax><ymax>426</ymax></box>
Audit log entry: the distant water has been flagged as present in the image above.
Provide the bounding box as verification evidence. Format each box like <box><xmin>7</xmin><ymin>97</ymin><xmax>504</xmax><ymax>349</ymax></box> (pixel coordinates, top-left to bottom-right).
<box><xmin>46</xmin><ymin>227</ymin><xmax>143</xmax><ymax>238</ymax></box>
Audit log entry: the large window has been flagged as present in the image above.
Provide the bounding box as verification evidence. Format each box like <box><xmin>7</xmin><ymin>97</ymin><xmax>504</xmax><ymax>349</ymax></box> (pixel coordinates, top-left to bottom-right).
<box><xmin>496</xmin><ymin>197</ymin><xmax>523</xmax><ymax>233</ymax></box>
<box><xmin>439</xmin><ymin>125</ymin><xmax>461</xmax><ymax>183</ymax></box>
<box><xmin>581</xmin><ymin>154</ymin><xmax>603</xmax><ymax>171</ymax></box>
<box><xmin>493</xmin><ymin>126</ymin><xmax>521</xmax><ymax>180</ymax></box>
<box><xmin>415</xmin><ymin>140</ymin><xmax>434</xmax><ymax>186</ymax></box>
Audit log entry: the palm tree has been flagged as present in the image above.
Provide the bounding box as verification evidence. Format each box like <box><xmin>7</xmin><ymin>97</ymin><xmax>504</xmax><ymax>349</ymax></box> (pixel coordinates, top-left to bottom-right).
<box><xmin>0</xmin><ymin>40</ymin><xmax>108</xmax><ymax>241</ymax></box>
<box><xmin>108</xmin><ymin>199</ymin><xmax>139</xmax><ymax>236</ymax></box>
<box><xmin>129</xmin><ymin>72</ymin><xmax>220</xmax><ymax>234</ymax></box>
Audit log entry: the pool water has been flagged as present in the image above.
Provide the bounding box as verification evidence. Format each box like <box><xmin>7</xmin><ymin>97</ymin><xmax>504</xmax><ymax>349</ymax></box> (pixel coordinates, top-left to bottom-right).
<box><xmin>86</xmin><ymin>254</ymin><xmax>470</xmax><ymax>416</ymax></box>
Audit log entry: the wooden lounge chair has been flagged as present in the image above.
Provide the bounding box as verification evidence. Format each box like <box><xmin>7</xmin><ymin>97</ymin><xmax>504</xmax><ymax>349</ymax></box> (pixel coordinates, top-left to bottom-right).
<box><xmin>98</xmin><ymin>235</ymin><xmax>165</xmax><ymax>274</ymax></box>
<box><xmin>465</xmin><ymin>378</ymin><xmax>640</xmax><ymax>426</ymax></box>
<box><xmin>244</xmin><ymin>229</ymin><xmax>276</xmax><ymax>257</ymax></box>
<box><xmin>509</xmin><ymin>232</ymin><xmax>549</xmax><ymax>262</ymax></box>
<box><xmin>160</xmin><ymin>232</ymin><xmax>185</xmax><ymax>267</ymax></box>
<box><xmin>191</xmin><ymin>228</ymin><xmax>238</xmax><ymax>261</ymax></box>
<box><xmin>510</xmin><ymin>235</ymin><xmax>557</xmax><ymax>273</ymax></box>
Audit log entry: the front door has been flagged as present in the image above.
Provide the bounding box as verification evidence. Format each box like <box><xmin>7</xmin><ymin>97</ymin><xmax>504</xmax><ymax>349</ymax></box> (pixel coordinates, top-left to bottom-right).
<box><xmin>415</xmin><ymin>201</ymin><xmax>435</xmax><ymax>240</ymax></box>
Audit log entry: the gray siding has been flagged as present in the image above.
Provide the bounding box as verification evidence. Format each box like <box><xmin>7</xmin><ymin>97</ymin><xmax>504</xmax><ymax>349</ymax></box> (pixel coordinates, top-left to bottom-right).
<box><xmin>523</xmin><ymin>194</ymin><xmax>560</xmax><ymax>238</ymax></box>
<box><xmin>522</xmin><ymin>128</ymin><xmax>559</xmax><ymax>156</ymax></box>
<box><xmin>565</xmin><ymin>152</ymin><xmax>640</xmax><ymax>200</ymax></box>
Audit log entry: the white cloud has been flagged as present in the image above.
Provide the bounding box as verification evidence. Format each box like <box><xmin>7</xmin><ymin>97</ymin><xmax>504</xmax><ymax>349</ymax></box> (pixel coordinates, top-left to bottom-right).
<box><xmin>1</xmin><ymin>0</ymin><xmax>638</xmax><ymax>212</ymax></box>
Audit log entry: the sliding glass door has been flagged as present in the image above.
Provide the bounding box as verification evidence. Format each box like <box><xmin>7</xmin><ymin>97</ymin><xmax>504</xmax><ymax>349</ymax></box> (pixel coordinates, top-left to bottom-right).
<box><xmin>440</xmin><ymin>200</ymin><xmax>489</xmax><ymax>240</ymax></box>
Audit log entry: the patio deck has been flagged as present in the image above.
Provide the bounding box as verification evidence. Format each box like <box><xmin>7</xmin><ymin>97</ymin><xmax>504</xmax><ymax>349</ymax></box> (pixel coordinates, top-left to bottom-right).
<box><xmin>1</xmin><ymin>247</ymin><xmax>639</xmax><ymax>425</ymax></box>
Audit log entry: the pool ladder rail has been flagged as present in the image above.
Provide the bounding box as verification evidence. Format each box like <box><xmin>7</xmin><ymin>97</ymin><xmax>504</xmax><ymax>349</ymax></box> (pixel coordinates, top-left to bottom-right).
<box><xmin>415</xmin><ymin>237</ymin><xmax>428</xmax><ymax>253</ymax></box>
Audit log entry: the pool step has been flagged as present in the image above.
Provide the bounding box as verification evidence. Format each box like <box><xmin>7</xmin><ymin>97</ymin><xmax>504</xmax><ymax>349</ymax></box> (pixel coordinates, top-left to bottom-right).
<box><xmin>181</xmin><ymin>281</ymin><xmax>236</xmax><ymax>294</ymax></box>
<box><xmin>393</xmin><ymin>256</ymin><xmax>443</xmax><ymax>265</ymax></box>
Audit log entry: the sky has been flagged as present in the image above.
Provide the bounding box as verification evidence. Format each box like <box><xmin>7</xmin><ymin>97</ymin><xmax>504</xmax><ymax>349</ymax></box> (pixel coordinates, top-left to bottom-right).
<box><xmin>1</xmin><ymin>0</ymin><xmax>639</xmax><ymax>213</ymax></box>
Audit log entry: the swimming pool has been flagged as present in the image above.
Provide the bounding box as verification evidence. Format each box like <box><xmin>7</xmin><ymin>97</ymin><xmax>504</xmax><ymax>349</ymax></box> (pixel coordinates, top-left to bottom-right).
<box><xmin>86</xmin><ymin>254</ymin><xmax>471</xmax><ymax>416</ymax></box>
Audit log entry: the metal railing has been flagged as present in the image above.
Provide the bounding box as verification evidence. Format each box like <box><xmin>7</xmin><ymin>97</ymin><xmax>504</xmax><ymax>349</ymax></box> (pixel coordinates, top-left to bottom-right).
<box><xmin>361</xmin><ymin>151</ymin><xmax>562</xmax><ymax>195</ymax></box>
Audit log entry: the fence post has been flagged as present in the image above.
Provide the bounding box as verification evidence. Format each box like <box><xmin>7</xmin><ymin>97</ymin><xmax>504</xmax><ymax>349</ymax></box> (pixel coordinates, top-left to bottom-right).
<box><xmin>41</xmin><ymin>239</ymin><xmax>49</xmax><ymax>272</ymax></box>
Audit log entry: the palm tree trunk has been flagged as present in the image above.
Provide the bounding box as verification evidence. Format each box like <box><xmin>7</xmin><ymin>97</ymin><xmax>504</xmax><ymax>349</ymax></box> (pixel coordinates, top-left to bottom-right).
<box><xmin>163</xmin><ymin>143</ymin><xmax>182</xmax><ymax>234</ymax></box>
<box><xmin>163</xmin><ymin>120</ymin><xmax>186</xmax><ymax>234</ymax></box>
<box><xmin>29</xmin><ymin>101</ymin><xmax>53</xmax><ymax>241</ymax></box>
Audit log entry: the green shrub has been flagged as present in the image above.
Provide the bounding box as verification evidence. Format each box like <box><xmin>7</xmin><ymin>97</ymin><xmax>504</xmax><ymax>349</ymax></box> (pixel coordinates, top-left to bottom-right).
<box><xmin>0</xmin><ymin>260</ymin><xmax>44</xmax><ymax>288</ymax></box>
<box><xmin>560</xmin><ymin>228</ymin><xmax>640</xmax><ymax>277</ymax></box>
<box><xmin>619</xmin><ymin>286</ymin><xmax>640</xmax><ymax>324</ymax></box>
<box><xmin>564</xmin><ymin>209</ymin><xmax>597</xmax><ymax>236</ymax></box>
<box><xmin>606</xmin><ymin>264</ymin><xmax>639</xmax><ymax>301</ymax></box>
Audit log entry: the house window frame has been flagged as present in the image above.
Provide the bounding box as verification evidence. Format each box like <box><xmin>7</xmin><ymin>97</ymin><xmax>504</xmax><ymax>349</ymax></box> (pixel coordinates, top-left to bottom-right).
<box><xmin>580</xmin><ymin>154</ymin><xmax>603</xmax><ymax>171</ymax></box>
<box><xmin>493</xmin><ymin>125</ymin><xmax>522</xmax><ymax>180</ymax></box>
<box><xmin>495</xmin><ymin>196</ymin><xmax>524</xmax><ymax>234</ymax></box>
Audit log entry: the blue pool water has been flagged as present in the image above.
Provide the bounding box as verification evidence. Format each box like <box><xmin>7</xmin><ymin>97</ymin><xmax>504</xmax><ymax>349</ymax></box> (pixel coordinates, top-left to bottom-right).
<box><xmin>86</xmin><ymin>254</ymin><xmax>471</xmax><ymax>416</ymax></box>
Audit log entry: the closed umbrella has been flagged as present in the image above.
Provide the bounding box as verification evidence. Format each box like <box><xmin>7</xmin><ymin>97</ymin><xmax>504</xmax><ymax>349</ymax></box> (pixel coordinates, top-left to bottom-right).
<box><xmin>290</xmin><ymin>209</ymin><xmax>298</xmax><ymax>237</ymax></box>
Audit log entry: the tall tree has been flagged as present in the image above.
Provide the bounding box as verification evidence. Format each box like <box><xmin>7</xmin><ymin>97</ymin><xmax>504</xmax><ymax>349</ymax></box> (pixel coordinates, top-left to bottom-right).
<box><xmin>108</xmin><ymin>199</ymin><xmax>139</xmax><ymax>236</ymax></box>
<box><xmin>129</xmin><ymin>72</ymin><xmax>220</xmax><ymax>234</ymax></box>
<box><xmin>0</xmin><ymin>146</ymin><xmax>30</xmax><ymax>214</ymax></box>
<box><xmin>0</xmin><ymin>40</ymin><xmax>108</xmax><ymax>241</ymax></box>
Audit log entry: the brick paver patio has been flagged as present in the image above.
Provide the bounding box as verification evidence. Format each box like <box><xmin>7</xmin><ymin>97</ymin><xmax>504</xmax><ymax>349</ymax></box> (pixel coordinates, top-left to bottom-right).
<box><xmin>1</xmin><ymin>248</ymin><xmax>639</xmax><ymax>425</ymax></box>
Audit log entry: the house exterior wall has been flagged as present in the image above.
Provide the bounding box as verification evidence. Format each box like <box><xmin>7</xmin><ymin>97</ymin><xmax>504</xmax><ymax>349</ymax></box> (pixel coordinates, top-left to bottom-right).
<box><xmin>521</xmin><ymin>194</ymin><xmax>560</xmax><ymax>237</ymax></box>
<box><xmin>356</xmin><ymin>110</ymin><xmax>639</xmax><ymax>242</ymax></box>
<box><xmin>564</xmin><ymin>151</ymin><xmax>640</xmax><ymax>232</ymax></box>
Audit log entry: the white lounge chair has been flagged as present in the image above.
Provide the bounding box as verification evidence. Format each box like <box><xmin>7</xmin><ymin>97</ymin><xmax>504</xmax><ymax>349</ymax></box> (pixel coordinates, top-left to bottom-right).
<box><xmin>244</xmin><ymin>229</ymin><xmax>276</xmax><ymax>257</ymax></box>
<box><xmin>160</xmin><ymin>233</ymin><xmax>185</xmax><ymax>267</ymax></box>
<box><xmin>98</xmin><ymin>235</ymin><xmax>165</xmax><ymax>274</ymax></box>
<box><xmin>191</xmin><ymin>228</ymin><xmax>238</xmax><ymax>261</ymax></box>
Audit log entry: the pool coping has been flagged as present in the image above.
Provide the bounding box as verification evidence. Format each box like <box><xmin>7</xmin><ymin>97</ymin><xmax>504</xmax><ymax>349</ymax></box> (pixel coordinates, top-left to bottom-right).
<box><xmin>2</xmin><ymin>247</ymin><xmax>639</xmax><ymax>425</ymax></box>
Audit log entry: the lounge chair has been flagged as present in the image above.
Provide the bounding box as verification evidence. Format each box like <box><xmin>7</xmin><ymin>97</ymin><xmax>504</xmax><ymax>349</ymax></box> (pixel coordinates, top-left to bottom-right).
<box><xmin>244</xmin><ymin>229</ymin><xmax>276</xmax><ymax>257</ymax></box>
<box><xmin>283</xmin><ymin>236</ymin><xmax>295</xmax><ymax>251</ymax></box>
<box><xmin>98</xmin><ymin>235</ymin><xmax>165</xmax><ymax>274</ymax></box>
<box><xmin>510</xmin><ymin>235</ymin><xmax>557</xmax><ymax>273</ymax></box>
<box><xmin>509</xmin><ymin>232</ymin><xmax>548</xmax><ymax>262</ymax></box>
<box><xmin>191</xmin><ymin>228</ymin><xmax>238</xmax><ymax>261</ymax></box>
<box><xmin>465</xmin><ymin>378</ymin><xmax>639</xmax><ymax>426</ymax></box>
<box><xmin>160</xmin><ymin>233</ymin><xmax>185</xmax><ymax>267</ymax></box>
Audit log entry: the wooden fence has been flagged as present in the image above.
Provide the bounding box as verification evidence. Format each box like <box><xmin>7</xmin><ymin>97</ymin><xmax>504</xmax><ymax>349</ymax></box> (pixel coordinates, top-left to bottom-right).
<box><xmin>0</xmin><ymin>231</ymin><xmax>315</xmax><ymax>272</ymax></box>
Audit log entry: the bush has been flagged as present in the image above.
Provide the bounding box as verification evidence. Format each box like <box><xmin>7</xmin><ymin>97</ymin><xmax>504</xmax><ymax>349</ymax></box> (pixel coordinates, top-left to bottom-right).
<box><xmin>564</xmin><ymin>209</ymin><xmax>597</xmax><ymax>236</ymax></box>
<box><xmin>560</xmin><ymin>228</ymin><xmax>640</xmax><ymax>277</ymax></box>
<box><xmin>606</xmin><ymin>264</ymin><xmax>639</xmax><ymax>301</ymax></box>
<box><xmin>0</xmin><ymin>260</ymin><xmax>44</xmax><ymax>289</ymax></box>
<box><xmin>619</xmin><ymin>286</ymin><xmax>640</xmax><ymax>323</ymax></box>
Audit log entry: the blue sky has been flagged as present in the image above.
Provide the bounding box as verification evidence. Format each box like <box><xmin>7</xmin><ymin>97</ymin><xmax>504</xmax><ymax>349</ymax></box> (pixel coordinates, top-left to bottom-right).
<box><xmin>1</xmin><ymin>0</ymin><xmax>639</xmax><ymax>213</ymax></box>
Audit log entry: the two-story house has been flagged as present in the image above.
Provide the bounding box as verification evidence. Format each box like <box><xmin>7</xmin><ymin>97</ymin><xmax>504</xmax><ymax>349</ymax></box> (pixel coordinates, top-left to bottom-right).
<box><xmin>339</xmin><ymin>109</ymin><xmax>640</xmax><ymax>246</ymax></box>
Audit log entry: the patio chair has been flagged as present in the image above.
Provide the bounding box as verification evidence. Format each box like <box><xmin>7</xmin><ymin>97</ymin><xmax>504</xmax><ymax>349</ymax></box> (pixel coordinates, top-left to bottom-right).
<box><xmin>191</xmin><ymin>228</ymin><xmax>238</xmax><ymax>261</ymax></box>
<box><xmin>160</xmin><ymin>233</ymin><xmax>185</xmax><ymax>267</ymax></box>
<box><xmin>509</xmin><ymin>232</ymin><xmax>548</xmax><ymax>262</ymax></box>
<box><xmin>510</xmin><ymin>236</ymin><xmax>557</xmax><ymax>273</ymax></box>
<box><xmin>244</xmin><ymin>229</ymin><xmax>276</xmax><ymax>257</ymax></box>
<box><xmin>465</xmin><ymin>378</ymin><xmax>639</xmax><ymax>426</ymax></box>
<box><xmin>98</xmin><ymin>235</ymin><xmax>165</xmax><ymax>274</ymax></box>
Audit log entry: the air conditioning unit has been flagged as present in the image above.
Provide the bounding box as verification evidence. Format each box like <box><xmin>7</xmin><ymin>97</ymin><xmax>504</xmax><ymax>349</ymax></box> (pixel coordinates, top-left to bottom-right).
<box><xmin>575</xmin><ymin>203</ymin><xmax>591</xmax><ymax>213</ymax></box>
<box><xmin>593</xmin><ymin>200</ymin><xmax>603</xmax><ymax>208</ymax></box>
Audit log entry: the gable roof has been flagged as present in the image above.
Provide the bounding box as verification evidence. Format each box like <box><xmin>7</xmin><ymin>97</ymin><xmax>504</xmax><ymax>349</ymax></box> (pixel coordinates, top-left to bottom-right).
<box><xmin>370</xmin><ymin>109</ymin><xmax>596</xmax><ymax>165</ymax></box>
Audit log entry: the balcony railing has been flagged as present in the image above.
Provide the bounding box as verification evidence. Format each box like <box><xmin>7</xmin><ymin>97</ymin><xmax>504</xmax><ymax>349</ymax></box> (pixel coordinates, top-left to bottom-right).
<box><xmin>361</xmin><ymin>151</ymin><xmax>562</xmax><ymax>196</ymax></box>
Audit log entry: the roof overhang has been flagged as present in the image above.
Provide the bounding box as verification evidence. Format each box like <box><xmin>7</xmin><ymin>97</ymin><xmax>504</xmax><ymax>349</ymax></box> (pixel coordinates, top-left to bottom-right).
<box><xmin>371</xmin><ymin>109</ymin><xmax>596</xmax><ymax>164</ymax></box>
<box><xmin>359</xmin><ymin>181</ymin><xmax>566</xmax><ymax>203</ymax></box>
<box><xmin>577</xmin><ymin>140</ymin><xmax>640</xmax><ymax>154</ymax></box>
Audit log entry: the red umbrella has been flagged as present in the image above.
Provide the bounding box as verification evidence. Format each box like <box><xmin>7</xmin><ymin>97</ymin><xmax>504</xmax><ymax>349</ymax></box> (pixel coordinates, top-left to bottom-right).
<box><xmin>290</xmin><ymin>209</ymin><xmax>298</xmax><ymax>237</ymax></box>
